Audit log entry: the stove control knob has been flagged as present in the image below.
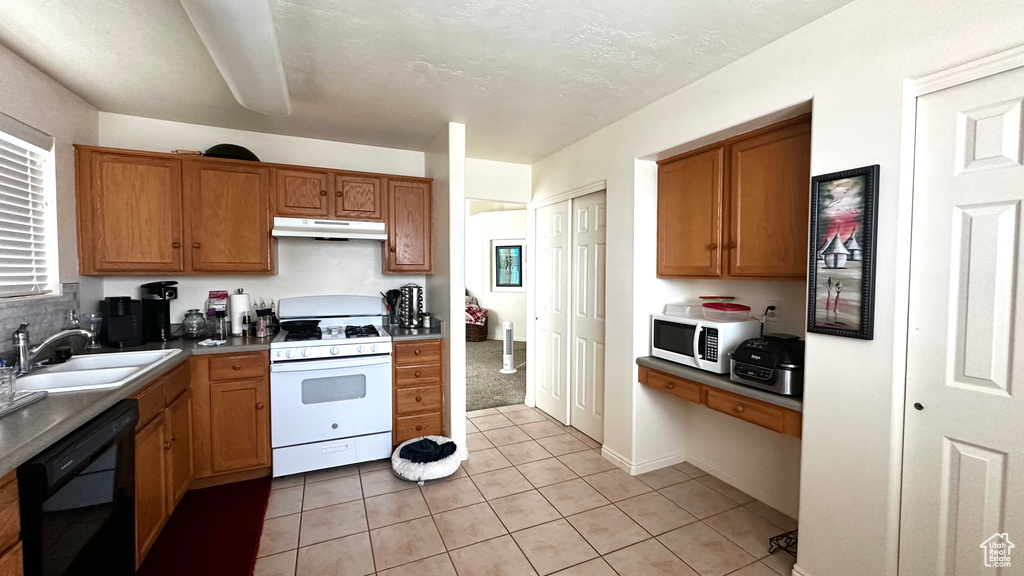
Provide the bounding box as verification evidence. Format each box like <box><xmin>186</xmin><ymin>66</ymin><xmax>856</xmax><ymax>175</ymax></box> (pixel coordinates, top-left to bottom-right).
<box><xmin>371</xmin><ymin>344</ymin><xmax>379</xmax><ymax>353</ymax></box>
<box><xmin>286</xmin><ymin>350</ymin><xmax>296</xmax><ymax>359</ymax></box>
<box><xmin>357</xmin><ymin>345</ymin><xmax>366</xmax><ymax>354</ymax></box>
<box><xmin>330</xmin><ymin>346</ymin><xmax>340</xmax><ymax>355</ymax></box>
<box><xmin>301</xmin><ymin>349</ymin><xmax>310</xmax><ymax>357</ymax></box>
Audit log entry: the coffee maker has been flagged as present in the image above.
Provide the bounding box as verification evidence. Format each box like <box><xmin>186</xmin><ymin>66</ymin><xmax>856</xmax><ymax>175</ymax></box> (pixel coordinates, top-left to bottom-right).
<box><xmin>141</xmin><ymin>281</ymin><xmax>178</xmax><ymax>342</ymax></box>
<box><xmin>99</xmin><ymin>296</ymin><xmax>145</xmax><ymax>348</ymax></box>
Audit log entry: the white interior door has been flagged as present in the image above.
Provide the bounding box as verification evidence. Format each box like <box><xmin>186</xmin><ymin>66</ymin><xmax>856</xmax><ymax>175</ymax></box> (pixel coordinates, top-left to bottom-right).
<box><xmin>535</xmin><ymin>200</ymin><xmax>571</xmax><ymax>423</ymax></box>
<box><xmin>900</xmin><ymin>64</ymin><xmax>1024</xmax><ymax>574</ymax></box>
<box><xmin>570</xmin><ymin>191</ymin><xmax>607</xmax><ymax>441</ymax></box>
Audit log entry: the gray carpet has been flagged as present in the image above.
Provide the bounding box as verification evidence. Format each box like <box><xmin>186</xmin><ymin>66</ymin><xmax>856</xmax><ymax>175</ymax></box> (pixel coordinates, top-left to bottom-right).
<box><xmin>466</xmin><ymin>339</ymin><xmax>527</xmax><ymax>411</ymax></box>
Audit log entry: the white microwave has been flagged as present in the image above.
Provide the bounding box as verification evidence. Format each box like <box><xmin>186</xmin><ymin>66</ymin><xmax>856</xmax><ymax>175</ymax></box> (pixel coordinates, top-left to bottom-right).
<box><xmin>651</xmin><ymin>314</ymin><xmax>761</xmax><ymax>374</ymax></box>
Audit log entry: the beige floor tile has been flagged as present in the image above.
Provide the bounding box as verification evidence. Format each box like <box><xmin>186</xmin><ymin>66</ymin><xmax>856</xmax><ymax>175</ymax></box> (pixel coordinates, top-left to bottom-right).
<box><xmin>266</xmin><ymin>485</ymin><xmax>304</xmax><ymax>519</ymax></box>
<box><xmin>467</xmin><ymin>407</ymin><xmax>500</xmax><ymax>418</ymax></box>
<box><xmin>422</xmin><ymin>465</ymin><xmax>468</xmax><ymax>485</ymax></box>
<box><xmin>538</xmin><ymin>478</ymin><xmax>610</xmax><ymax>516</ymax></box>
<box><xmin>302</xmin><ymin>475</ymin><xmax>363</xmax><ymax>511</ymax></box>
<box><xmin>259</xmin><ymin>513</ymin><xmax>301</xmax><ymax>557</ymax></box>
<box><xmin>697</xmin><ymin>475</ymin><xmax>755</xmax><ymax>505</ymax></box>
<box><xmin>636</xmin><ymin>467</ymin><xmax>690</xmax><ymax>490</ymax></box>
<box><xmin>272</xmin><ymin>475</ymin><xmax>304</xmax><ymax>490</ymax></box>
<box><xmin>433</xmin><ymin>502</ymin><xmax>509</xmax><ymax>549</ymax></box>
<box><xmin>449</xmin><ymin>534</ymin><xmax>538</xmax><ymax>576</ymax></box>
<box><xmin>378</xmin><ymin>553</ymin><xmax>457</xmax><ymax>576</ymax></box>
<box><xmin>732</xmin><ymin>561</ymin><xmax>785</xmax><ymax>576</ymax></box>
<box><xmin>519</xmin><ymin>420</ymin><xmax>567</xmax><ymax>440</ymax></box>
<box><xmin>557</xmin><ymin>450</ymin><xmax>617</xmax><ymax>477</ymax></box>
<box><xmin>470</xmin><ymin>467</ymin><xmax>534</xmax><ymax>500</ymax></box>
<box><xmin>535</xmin><ymin>434</ymin><xmax>589</xmax><ymax>457</ymax></box>
<box><xmin>505</xmin><ymin>409</ymin><xmax>549</xmax><ymax>425</ymax></box>
<box><xmin>364</xmin><ymin>488</ymin><xmax>430</xmax><ymax>529</ymax></box>
<box><xmin>673</xmin><ymin>461</ymin><xmax>708</xmax><ymax>478</ymax></box>
<box><xmin>471</xmin><ymin>414</ymin><xmax>516</xmax><ymax>431</ymax></box>
<box><xmin>615</xmin><ymin>491</ymin><xmax>699</xmax><ymax>535</ymax></box>
<box><xmin>659</xmin><ymin>480</ymin><xmax>741</xmax><ymax>519</ymax></box>
<box><xmin>582</xmin><ymin>469</ymin><xmax>652</xmax><ymax>502</ymax></box>
<box><xmin>603</xmin><ymin>539</ymin><xmax>699</xmax><ymax>576</ymax></box>
<box><xmin>466</xmin><ymin>432</ymin><xmax>494</xmax><ymax>451</ymax></box>
<box><xmin>305</xmin><ymin>464</ymin><xmax>359</xmax><ymax>485</ymax></box>
<box><xmin>420</xmin><ymin>476</ymin><xmax>485</xmax><ymax>513</ymax></box>
<box><xmin>761</xmin><ymin>551</ymin><xmax>798</xmax><ymax>575</ymax></box>
<box><xmin>550</xmin><ymin>558</ymin><xmax>617</xmax><ymax>576</ymax></box>
<box><xmin>359</xmin><ymin>459</ymin><xmax>392</xmax><ymax>473</ymax></box>
<box><xmin>497</xmin><ymin>440</ymin><xmax>553</xmax><ymax>465</ymax></box>
<box><xmin>511</xmin><ymin>519</ymin><xmax>598</xmax><ymax>575</ymax></box>
<box><xmin>296</xmin><ymin>531</ymin><xmax>375</xmax><ymax>576</ymax></box>
<box><xmin>517</xmin><ymin>458</ymin><xmax>578</xmax><ymax>488</ymax></box>
<box><xmin>657</xmin><ymin>523</ymin><xmax>756</xmax><ymax>576</ymax></box>
<box><xmin>704</xmin><ymin>507</ymin><xmax>785</xmax><ymax>559</ymax></box>
<box><xmin>299</xmin><ymin>500</ymin><xmax>368</xmax><ymax>547</ymax></box>
<box><xmin>566</xmin><ymin>505</ymin><xmax>650</xmax><ymax>554</ymax></box>
<box><xmin>743</xmin><ymin>501</ymin><xmax>798</xmax><ymax>532</ymax></box>
<box><xmin>466</xmin><ymin>419</ymin><xmax>479</xmax><ymax>433</ymax></box>
<box><xmin>489</xmin><ymin>490</ymin><xmax>562</xmax><ymax>532</ymax></box>
<box><xmin>567</xmin><ymin>430</ymin><xmax>601</xmax><ymax>449</ymax></box>
<box><xmin>482</xmin><ymin>426</ymin><xmax>532</xmax><ymax>446</ymax></box>
<box><xmin>254</xmin><ymin>549</ymin><xmax>297</xmax><ymax>576</ymax></box>
<box><xmin>369</xmin><ymin>516</ymin><xmax>446</xmax><ymax>571</ymax></box>
<box><xmin>463</xmin><ymin>447</ymin><xmax>514</xmax><ymax>475</ymax></box>
<box><xmin>497</xmin><ymin>403</ymin><xmax>532</xmax><ymax>413</ymax></box>
<box><xmin>361</xmin><ymin>468</ymin><xmax>419</xmax><ymax>498</ymax></box>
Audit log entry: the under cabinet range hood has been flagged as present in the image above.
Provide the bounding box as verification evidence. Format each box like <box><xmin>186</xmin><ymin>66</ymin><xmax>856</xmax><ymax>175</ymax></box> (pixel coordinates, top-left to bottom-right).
<box><xmin>272</xmin><ymin>217</ymin><xmax>387</xmax><ymax>241</ymax></box>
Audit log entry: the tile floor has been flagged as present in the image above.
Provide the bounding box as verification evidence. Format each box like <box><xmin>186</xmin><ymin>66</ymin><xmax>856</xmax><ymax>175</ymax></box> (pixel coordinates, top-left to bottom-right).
<box><xmin>255</xmin><ymin>404</ymin><xmax>798</xmax><ymax>576</ymax></box>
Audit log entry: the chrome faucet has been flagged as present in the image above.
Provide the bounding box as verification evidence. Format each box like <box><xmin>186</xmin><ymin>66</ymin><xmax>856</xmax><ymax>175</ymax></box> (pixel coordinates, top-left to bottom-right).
<box><xmin>12</xmin><ymin>323</ymin><xmax>94</xmax><ymax>376</ymax></box>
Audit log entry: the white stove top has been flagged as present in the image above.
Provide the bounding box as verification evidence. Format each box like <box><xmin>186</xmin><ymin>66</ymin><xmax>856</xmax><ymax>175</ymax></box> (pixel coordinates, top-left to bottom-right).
<box><xmin>271</xmin><ymin>295</ymin><xmax>392</xmax><ymax>361</ymax></box>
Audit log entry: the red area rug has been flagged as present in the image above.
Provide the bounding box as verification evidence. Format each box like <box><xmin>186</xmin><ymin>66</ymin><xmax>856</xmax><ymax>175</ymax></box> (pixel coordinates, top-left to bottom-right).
<box><xmin>137</xmin><ymin>476</ymin><xmax>272</xmax><ymax>576</ymax></box>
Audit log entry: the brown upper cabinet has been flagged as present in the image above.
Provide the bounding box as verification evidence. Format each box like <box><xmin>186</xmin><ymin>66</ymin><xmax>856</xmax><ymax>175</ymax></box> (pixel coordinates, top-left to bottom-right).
<box><xmin>385</xmin><ymin>179</ymin><xmax>432</xmax><ymax>273</ymax></box>
<box><xmin>272</xmin><ymin>169</ymin><xmax>384</xmax><ymax>222</ymax></box>
<box><xmin>657</xmin><ymin>116</ymin><xmax>811</xmax><ymax>279</ymax></box>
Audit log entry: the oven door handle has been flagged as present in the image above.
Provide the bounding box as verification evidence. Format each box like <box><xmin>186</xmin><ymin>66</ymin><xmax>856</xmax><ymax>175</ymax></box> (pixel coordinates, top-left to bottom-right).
<box><xmin>271</xmin><ymin>355</ymin><xmax>392</xmax><ymax>373</ymax></box>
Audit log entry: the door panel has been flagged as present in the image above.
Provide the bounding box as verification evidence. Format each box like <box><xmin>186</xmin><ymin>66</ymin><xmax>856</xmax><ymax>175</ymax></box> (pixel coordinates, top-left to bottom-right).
<box><xmin>274</xmin><ymin>168</ymin><xmax>329</xmax><ymax>217</ymax></box>
<box><xmin>900</xmin><ymin>65</ymin><xmax>1024</xmax><ymax>575</ymax></box>
<box><xmin>335</xmin><ymin>175</ymin><xmax>383</xmax><ymax>221</ymax></box>
<box><xmin>657</xmin><ymin>149</ymin><xmax>723</xmax><ymax>276</ymax></box>
<box><xmin>135</xmin><ymin>414</ymin><xmax>168</xmax><ymax>565</ymax></box>
<box><xmin>166</xmin><ymin>390</ymin><xmax>193</xmax><ymax>509</ymax></box>
<box><xmin>386</xmin><ymin>180</ymin><xmax>431</xmax><ymax>272</ymax></box>
<box><xmin>209</xmin><ymin>380</ymin><xmax>270</xmax><ymax>473</ymax></box>
<box><xmin>570</xmin><ymin>192</ymin><xmax>607</xmax><ymax>441</ymax></box>
<box><xmin>535</xmin><ymin>201</ymin><xmax>570</xmax><ymax>423</ymax></box>
<box><xmin>185</xmin><ymin>161</ymin><xmax>272</xmax><ymax>272</ymax></box>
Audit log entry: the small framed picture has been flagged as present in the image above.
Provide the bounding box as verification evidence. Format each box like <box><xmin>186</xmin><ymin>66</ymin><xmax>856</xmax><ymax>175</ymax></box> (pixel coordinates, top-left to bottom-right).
<box><xmin>492</xmin><ymin>240</ymin><xmax>525</xmax><ymax>292</ymax></box>
<box><xmin>807</xmin><ymin>165</ymin><xmax>880</xmax><ymax>340</ymax></box>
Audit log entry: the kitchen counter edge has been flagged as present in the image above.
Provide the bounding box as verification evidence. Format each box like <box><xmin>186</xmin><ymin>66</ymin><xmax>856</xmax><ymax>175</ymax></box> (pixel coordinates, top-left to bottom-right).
<box><xmin>636</xmin><ymin>356</ymin><xmax>803</xmax><ymax>413</ymax></box>
<box><xmin>383</xmin><ymin>322</ymin><xmax>445</xmax><ymax>341</ymax></box>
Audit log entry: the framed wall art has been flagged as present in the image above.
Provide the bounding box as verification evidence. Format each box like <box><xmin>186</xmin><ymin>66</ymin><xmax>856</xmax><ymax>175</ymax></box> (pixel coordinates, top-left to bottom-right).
<box><xmin>492</xmin><ymin>240</ymin><xmax>525</xmax><ymax>291</ymax></box>
<box><xmin>807</xmin><ymin>164</ymin><xmax>879</xmax><ymax>339</ymax></box>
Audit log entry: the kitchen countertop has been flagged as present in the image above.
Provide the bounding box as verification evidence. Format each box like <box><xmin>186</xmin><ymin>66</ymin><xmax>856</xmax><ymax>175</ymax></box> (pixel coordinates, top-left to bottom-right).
<box><xmin>636</xmin><ymin>356</ymin><xmax>803</xmax><ymax>413</ymax></box>
<box><xmin>383</xmin><ymin>322</ymin><xmax>444</xmax><ymax>341</ymax></box>
<box><xmin>0</xmin><ymin>336</ymin><xmax>271</xmax><ymax>477</ymax></box>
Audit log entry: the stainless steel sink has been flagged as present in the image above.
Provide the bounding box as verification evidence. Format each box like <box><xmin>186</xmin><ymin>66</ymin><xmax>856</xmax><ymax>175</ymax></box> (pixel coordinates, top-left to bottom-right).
<box><xmin>44</xmin><ymin>350</ymin><xmax>176</xmax><ymax>372</ymax></box>
<box><xmin>16</xmin><ymin>349</ymin><xmax>182</xmax><ymax>393</ymax></box>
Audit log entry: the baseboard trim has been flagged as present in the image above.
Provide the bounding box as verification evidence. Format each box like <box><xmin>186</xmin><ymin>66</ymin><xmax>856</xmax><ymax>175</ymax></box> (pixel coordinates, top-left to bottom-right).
<box><xmin>791</xmin><ymin>563</ymin><xmax>811</xmax><ymax>576</ymax></box>
<box><xmin>601</xmin><ymin>446</ymin><xmax>689</xmax><ymax>475</ymax></box>
<box><xmin>684</xmin><ymin>452</ymin><xmax>799</xmax><ymax>519</ymax></box>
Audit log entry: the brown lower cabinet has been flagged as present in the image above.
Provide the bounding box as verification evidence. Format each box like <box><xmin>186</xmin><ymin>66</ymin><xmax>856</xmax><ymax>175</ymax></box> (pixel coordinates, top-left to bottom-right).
<box><xmin>0</xmin><ymin>472</ymin><xmax>21</xmax><ymax>576</ymax></box>
<box><xmin>638</xmin><ymin>365</ymin><xmax>802</xmax><ymax>437</ymax></box>
<box><xmin>393</xmin><ymin>339</ymin><xmax>445</xmax><ymax>444</ymax></box>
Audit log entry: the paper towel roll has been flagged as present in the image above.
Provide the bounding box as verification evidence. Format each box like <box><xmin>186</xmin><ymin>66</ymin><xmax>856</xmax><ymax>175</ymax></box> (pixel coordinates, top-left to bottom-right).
<box><xmin>229</xmin><ymin>293</ymin><xmax>251</xmax><ymax>336</ymax></box>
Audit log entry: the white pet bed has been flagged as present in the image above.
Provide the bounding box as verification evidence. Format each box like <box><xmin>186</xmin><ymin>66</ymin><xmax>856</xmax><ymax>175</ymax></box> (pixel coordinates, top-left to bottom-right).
<box><xmin>392</xmin><ymin>435</ymin><xmax>461</xmax><ymax>486</ymax></box>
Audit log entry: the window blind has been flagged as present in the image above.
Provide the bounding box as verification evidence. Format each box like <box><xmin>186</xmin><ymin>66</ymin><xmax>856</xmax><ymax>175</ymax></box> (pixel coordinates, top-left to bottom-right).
<box><xmin>0</xmin><ymin>133</ymin><xmax>50</xmax><ymax>297</ymax></box>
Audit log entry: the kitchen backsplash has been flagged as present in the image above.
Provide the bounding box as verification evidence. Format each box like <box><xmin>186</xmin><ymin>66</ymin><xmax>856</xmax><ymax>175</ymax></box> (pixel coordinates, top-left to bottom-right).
<box><xmin>0</xmin><ymin>283</ymin><xmax>81</xmax><ymax>359</ymax></box>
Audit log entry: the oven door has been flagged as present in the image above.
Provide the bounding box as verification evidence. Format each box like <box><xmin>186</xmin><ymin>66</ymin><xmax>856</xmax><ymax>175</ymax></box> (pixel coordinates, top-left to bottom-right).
<box><xmin>270</xmin><ymin>355</ymin><xmax>392</xmax><ymax>448</ymax></box>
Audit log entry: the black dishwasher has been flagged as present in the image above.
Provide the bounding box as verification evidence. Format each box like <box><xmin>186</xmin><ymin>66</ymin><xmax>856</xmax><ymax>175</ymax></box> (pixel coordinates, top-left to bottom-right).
<box><xmin>18</xmin><ymin>400</ymin><xmax>138</xmax><ymax>576</ymax></box>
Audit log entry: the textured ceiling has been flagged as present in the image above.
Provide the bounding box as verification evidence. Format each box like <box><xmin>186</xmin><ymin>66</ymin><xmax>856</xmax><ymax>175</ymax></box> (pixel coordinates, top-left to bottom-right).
<box><xmin>0</xmin><ymin>0</ymin><xmax>852</xmax><ymax>162</ymax></box>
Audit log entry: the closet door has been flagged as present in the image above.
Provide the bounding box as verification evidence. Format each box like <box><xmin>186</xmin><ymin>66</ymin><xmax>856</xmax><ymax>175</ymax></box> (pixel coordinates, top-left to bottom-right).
<box><xmin>534</xmin><ymin>200</ymin><xmax>571</xmax><ymax>423</ymax></box>
<box><xmin>569</xmin><ymin>191</ymin><xmax>607</xmax><ymax>442</ymax></box>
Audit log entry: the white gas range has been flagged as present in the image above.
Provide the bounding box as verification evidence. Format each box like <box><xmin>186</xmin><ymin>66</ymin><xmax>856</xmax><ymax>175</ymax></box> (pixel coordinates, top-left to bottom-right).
<box><xmin>270</xmin><ymin>295</ymin><xmax>394</xmax><ymax>477</ymax></box>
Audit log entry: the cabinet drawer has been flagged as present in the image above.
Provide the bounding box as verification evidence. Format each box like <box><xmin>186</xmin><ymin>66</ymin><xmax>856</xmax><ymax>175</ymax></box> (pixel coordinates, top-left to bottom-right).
<box><xmin>705</xmin><ymin>388</ymin><xmax>787</xmax><ymax>433</ymax></box>
<box><xmin>643</xmin><ymin>369</ymin><xmax>702</xmax><ymax>404</ymax></box>
<box><xmin>396</xmin><ymin>386</ymin><xmax>442</xmax><ymax>415</ymax></box>
<box><xmin>393</xmin><ymin>340</ymin><xmax>441</xmax><ymax>367</ymax></box>
<box><xmin>164</xmin><ymin>361</ymin><xmax>191</xmax><ymax>403</ymax></box>
<box><xmin>0</xmin><ymin>473</ymin><xmax>18</xmax><ymax>554</ymax></box>
<box><xmin>208</xmin><ymin>353</ymin><xmax>267</xmax><ymax>381</ymax></box>
<box><xmin>134</xmin><ymin>380</ymin><xmax>166</xmax><ymax>430</ymax></box>
<box><xmin>394</xmin><ymin>413</ymin><xmax>443</xmax><ymax>443</ymax></box>
<box><xmin>395</xmin><ymin>364</ymin><xmax>442</xmax><ymax>387</ymax></box>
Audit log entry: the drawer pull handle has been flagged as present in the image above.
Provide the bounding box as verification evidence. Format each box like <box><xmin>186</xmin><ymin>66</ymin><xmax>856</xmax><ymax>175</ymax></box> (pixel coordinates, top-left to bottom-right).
<box><xmin>414</xmin><ymin>350</ymin><xmax>421</xmax><ymax>356</ymax></box>
<box><xmin>163</xmin><ymin>442</ymin><xmax>172</xmax><ymax>450</ymax></box>
<box><xmin>320</xmin><ymin>189</ymin><xmax>327</xmax><ymax>196</ymax></box>
<box><xmin>336</xmin><ymin>191</ymin><xmax>343</xmax><ymax>197</ymax></box>
<box><xmin>415</xmin><ymin>396</ymin><xmax>422</xmax><ymax>402</ymax></box>
<box><xmin>415</xmin><ymin>425</ymin><xmax>423</xmax><ymax>431</ymax></box>
<box><xmin>232</xmin><ymin>364</ymin><xmax>241</xmax><ymax>370</ymax></box>
<box><xmin>727</xmin><ymin>241</ymin><xmax>737</xmax><ymax>249</ymax></box>
<box><xmin>734</xmin><ymin>405</ymin><xmax>745</xmax><ymax>414</ymax></box>
<box><xmin>172</xmin><ymin>241</ymin><xmax>181</xmax><ymax>249</ymax></box>
<box><xmin>415</xmin><ymin>371</ymin><xmax>422</xmax><ymax>377</ymax></box>
<box><xmin>171</xmin><ymin>434</ymin><xmax>177</xmax><ymax>442</ymax></box>
<box><xmin>666</xmin><ymin>383</ymin><xmax>676</xmax><ymax>389</ymax></box>
<box><xmin>192</xmin><ymin>242</ymin><xmax>201</xmax><ymax>249</ymax></box>
<box><xmin>256</xmin><ymin>403</ymin><xmax>265</xmax><ymax>410</ymax></box>
<box><xmin>389</xmin><ymin>245</ymin><xmax>397</xmax><ymax>253</ymax></box>
<box><xmin>708</xmin><ymin>243</ymin><xmax>717</xmax><ymax>251</ymax></box>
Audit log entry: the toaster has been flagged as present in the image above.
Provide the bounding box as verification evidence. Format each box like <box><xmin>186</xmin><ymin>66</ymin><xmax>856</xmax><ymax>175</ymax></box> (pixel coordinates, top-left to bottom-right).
<box><xmin>730</xmin><ymin>335</ymin><xmax>804</xmax><ymax>396</ymax></box>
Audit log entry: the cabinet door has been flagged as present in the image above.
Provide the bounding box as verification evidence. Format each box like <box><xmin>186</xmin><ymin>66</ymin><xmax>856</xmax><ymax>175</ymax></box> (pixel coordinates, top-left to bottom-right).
<box><xmin>184</xmin><ymin>161</ymin><xmax>272</xmax><ymax>272</ymax></box>
<box><xmin>166</xmin><ymin>390</ymin><xmax>193</xmax><ymax>510</ymax></box>
<box><xmin>386</xmin><ymin>180</ymin><xmax>432</xmax><ymax>273</ymax></box>
<box><xmin>728</xmin><ymin>121</ymin><xmax>811</xmax><ymax>277</ymax></box>
<box><xmin>334</xmin><ymin>175</ymin><xmax>384</xmax><ymax>221</ymax></box>
<box><xmin>135</xmin><ymin>414</ymin><xmax>169</xmax><ymax>565</ymax></box>
<box><xmin>657</xmin><ymin>148</ymin><xmax>725</xmax><ymax>277</ymax></box>
<box><xmin>209</xmin><ymin>379</ymin><xmax>270</xmax><ymax>473</ymax></box>
<box><xmin>274</xmin><ymin>168</ymin><xmax>330</xmax><ymax>217</ymax></box>
<box><xmin>80</xmin><ymin>151</ymin><xmax>184</xmax><ymax>273</ymax></box>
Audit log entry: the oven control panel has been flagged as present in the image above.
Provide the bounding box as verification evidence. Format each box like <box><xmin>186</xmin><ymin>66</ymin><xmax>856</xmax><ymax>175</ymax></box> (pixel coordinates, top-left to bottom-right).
<box><xmin>272</xmin><ymin>342</ymin><xmax>392</xmax><ymax>362</ymax></box>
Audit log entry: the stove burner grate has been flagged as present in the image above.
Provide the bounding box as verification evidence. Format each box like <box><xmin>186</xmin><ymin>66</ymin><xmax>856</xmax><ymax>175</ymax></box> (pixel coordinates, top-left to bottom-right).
<box><xmin>345</xmin><ymin>325</ymin><xmax>379</xmax><ymax>338</ymax></box>
<box><xmin>284</xmin><ymin>327</ymin><xmax>323</xmax><ymax>342</ymax></box>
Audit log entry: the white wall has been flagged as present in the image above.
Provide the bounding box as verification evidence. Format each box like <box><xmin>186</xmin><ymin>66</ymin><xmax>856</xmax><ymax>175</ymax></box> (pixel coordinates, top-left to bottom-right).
<box><xmin>466</xmin><ymin>158</ymin><xmax>531</xmax><ymax>203</ymax></box>
<box><xmin>530</xmin><ymin>1</ymin><xmax>1024</xmax><ymax>575</ymax></box>
<box><xmin>465</xmin><ymin>209</ymin><xmax>527</xmax><ymax>341</ymax></box>
<box><xmin>95</xmin><ymin>113</ymin><xmax>427</xmax><ymax>313</ymax></box>
<box><xmin>425</xmin><ymin>123</ymin><xmax>468</xmax><ymax>460</ymax></box>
